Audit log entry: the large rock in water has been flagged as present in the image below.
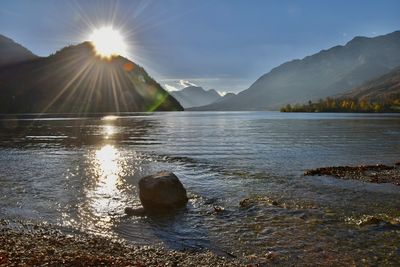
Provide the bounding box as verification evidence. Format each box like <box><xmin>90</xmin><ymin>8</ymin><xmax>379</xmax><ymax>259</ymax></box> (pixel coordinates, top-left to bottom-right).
<box><xmin>139</xmin><ymin>172</ymin><xmax>188</xmax><ymax>212</ymax></box>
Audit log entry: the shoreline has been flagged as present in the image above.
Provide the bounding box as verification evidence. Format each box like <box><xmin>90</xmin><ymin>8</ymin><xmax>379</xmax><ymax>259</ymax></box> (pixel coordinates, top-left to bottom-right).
<box><xmin>0</xmin><ymin>220</ymin><xmax>242</xmax><ymax>267</ymax></box>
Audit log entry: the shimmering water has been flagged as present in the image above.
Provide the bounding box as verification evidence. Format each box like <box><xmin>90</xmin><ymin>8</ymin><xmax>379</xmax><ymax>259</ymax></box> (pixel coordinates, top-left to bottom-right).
<box><xmin>0</xmin><ymin>112</ymin><xmax>399</xmax><ymax>265</ymax></box>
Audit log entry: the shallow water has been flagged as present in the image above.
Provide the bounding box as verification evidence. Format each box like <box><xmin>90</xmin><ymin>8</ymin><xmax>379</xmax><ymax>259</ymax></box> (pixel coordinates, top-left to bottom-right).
<box><xmin>0</xmin><ymin>112</ymin><xmax>399</xmax><ymax>264</ymax></box>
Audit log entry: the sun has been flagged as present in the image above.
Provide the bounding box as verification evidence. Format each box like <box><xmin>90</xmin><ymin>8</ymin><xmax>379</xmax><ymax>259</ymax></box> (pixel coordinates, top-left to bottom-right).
<box><xmin>89</xmin><ymin>26</ymin><xmax>127</xmax><ymax>59</ymax></box>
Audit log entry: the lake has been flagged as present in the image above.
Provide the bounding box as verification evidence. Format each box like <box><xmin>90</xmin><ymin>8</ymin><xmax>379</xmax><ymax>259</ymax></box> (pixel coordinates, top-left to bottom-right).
<box><xmin>0</xmin><ymin>112</ymin><xmax>399</xmax><ymax>265</ymax></box>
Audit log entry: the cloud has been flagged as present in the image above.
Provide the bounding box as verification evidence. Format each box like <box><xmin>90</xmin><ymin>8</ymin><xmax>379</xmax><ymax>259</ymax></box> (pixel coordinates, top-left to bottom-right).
<box><xmin>164</xmin><ymin>84</ymin><xmax>180</xmax><ymax>92</ymax></box>
<box><xmin>179</xmin><ymin>80</ymin><xmax>197</xmax><ymax>87</ymax></box>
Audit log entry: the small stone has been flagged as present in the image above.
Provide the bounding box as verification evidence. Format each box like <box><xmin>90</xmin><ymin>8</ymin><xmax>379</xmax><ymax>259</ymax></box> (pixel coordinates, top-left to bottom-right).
<box><xmin>265</xmin><ymin>251</ymin><xmax>278</xmax><ymax>261</ymax></box>
<box><xmin>213</xmin><ymin>206</ymin><xmax>224</xmax><ymax>213</ymax></box>
<box><xmin>239</xmin><ymin>198</ymin><xmax>252</xmax><ymax>207</ymax></box>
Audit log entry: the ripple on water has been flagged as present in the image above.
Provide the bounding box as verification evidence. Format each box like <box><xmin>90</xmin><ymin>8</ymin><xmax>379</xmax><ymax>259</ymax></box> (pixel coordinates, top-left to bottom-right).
<box><xmin>0</xmin><ymin>112</ymin><xmax>400</xmax><ymax>265</ymax></box>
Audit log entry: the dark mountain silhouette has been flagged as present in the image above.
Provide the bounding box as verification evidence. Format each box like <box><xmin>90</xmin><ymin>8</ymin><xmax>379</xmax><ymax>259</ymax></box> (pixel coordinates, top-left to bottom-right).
<box><xmin>0</xmin><ymin>34</ymin><xmax>37</xmax><ymax>66</ymax></box>
<box><xmin>195</xmin><ymin>31</ymin><xmax>400</xmax><ymax>110</ymax></box>
<box><xmin>170</xmin><ymin>86</ymin><xmax>221</xmax><ymax>108</ymax></box>
<box><xmin>338</xmin><ymin>66</ymin><xmax>400</xmax><ymax>102</ymax></box>
<box><xmin>0</xmin><ymin>41</ymin><xmax>183</xmax><ymax>113</ymax></box>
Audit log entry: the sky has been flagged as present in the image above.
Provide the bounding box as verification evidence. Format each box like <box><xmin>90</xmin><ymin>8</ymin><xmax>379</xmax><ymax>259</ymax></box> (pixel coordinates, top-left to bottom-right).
<box><xmin>1</xmin><ymin>0</ymin><xmax>399</xmax><ymax>94</ymax></box>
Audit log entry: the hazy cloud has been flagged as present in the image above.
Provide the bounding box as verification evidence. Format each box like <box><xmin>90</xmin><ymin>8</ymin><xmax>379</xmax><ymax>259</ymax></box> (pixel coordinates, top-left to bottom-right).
<box><xmin>159</xmin><ymin>77</ymin><xmax>250</xmax><ymax>94</ymax></box>
<box><xmin>164</xmin><ymin>84</ymin><xmax>180</xmax><ymax>92</ymax></box>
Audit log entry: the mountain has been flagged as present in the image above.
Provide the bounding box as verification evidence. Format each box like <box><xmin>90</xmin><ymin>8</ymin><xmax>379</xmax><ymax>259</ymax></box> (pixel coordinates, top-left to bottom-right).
<box><xmin>0</xmin><ymin>41</ymin><xmax>183</xmax><ymax>113</ymax></box>
<box><xmin>217</xmin><ymin>92</ymin><xmax>236</xmax><ymax>102</ymax></box>
<box><xmin>280</xmin><ymin>67</ymin><xmax>400</xmax><ymax>112</ymax></box>
<box><xmin>170</xmin><ymin>86</ymin><xmax>221</xmax><ymax>108</ymax></box>
<box><xmin>195</xmin><ymin>30</ymin><xmax>400</xmax><ymax>111</ymax></box>
<box><xmin>0</xmin><ymin>34</ymin><xmax>37</xmax><ymax>66</ymax></box>
<box><xmin>188</xmin><ymin>92</ymin><xmax>236</xmax><ymax>110</ymax></box>
<box><xmin>338</xmin><ymin>66</ymin><xmax>400</xmax><ymax>102</ymax></box>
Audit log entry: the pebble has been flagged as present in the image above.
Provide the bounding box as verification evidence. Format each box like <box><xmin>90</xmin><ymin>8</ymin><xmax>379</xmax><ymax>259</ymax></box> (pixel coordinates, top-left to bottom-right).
<box><xmin>0</xmin><ymin>219</ymin><xmax>243</xmax><ymax>267</ymax></box>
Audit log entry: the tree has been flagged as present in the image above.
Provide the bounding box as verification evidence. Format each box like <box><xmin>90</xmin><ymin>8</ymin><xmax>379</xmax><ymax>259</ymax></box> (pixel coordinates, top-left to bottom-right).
<box><xmin>280</xmin><ymin>96</ymin><xmax>400</xmax><ymax>113</ymax></box>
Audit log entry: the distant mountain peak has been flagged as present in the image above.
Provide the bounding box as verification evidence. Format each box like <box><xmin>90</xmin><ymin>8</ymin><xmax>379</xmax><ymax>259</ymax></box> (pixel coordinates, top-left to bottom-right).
<box><xmin>346</xmin><ymin>36</ymin><xmax>370</xmax><ymax>45</ymax></box>
<box><xmin>0</xmin><ymin>34</ymin><xmax>15</xmax><ymax>43</ymax></box>
<box><xmin>0</xmin><ymin>34</ymin><xmax>37</xmax><ymax>66</ymax></box>
<box><xmin>170</xmin><ymin>85</ymin><xmax>222</xmax><ymax>109</ymax></box>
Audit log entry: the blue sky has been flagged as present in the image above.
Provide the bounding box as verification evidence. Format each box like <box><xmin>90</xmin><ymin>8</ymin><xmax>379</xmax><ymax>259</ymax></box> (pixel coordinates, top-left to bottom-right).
<box><xmin>1</xmin><ymin>0</ymin><xmax>399</xmax><ymax>94</ymax></box>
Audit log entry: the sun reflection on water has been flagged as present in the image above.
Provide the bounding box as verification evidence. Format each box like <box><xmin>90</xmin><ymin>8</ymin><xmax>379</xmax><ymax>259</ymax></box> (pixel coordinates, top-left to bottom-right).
<box><xmin>101</xmin><ymin>115</ymin><xmax>118</xmax><ymax>121</ymax></box>
<box><xmin>94</xmin><ymin>144</ymin><xmax>120</xmax><ymax>194</ymax></box>
<box><xmin>103</xmin><ymin>125</ymin><xmax>115</xmax><ymax>139</ymax></box>
<box><xmin>82</xmin><ymin>144</ymin><xmax>130</xmax><ymax>230</ymax></box>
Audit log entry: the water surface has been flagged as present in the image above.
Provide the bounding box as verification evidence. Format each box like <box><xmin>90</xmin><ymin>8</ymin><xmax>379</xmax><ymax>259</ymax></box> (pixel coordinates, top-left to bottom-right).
<box><xmin>0</xmin><ymin>112</ymin><xmax>399</xmax><ymax>265</ymax></box>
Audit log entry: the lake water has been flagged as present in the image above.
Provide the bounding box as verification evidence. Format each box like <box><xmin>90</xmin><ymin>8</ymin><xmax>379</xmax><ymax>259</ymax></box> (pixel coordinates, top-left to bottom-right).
<box><xmin>0</xmin><ymin>112</ymin><xmax>399</xmax><ymax>265</ymax></box>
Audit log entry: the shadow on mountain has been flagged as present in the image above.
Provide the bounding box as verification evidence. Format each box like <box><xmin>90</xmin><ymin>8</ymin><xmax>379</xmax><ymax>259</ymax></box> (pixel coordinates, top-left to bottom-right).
<box><xmin>0</xmin><ymin>41</ymin><xmax>183</xmax><ymax>114</ymax></box>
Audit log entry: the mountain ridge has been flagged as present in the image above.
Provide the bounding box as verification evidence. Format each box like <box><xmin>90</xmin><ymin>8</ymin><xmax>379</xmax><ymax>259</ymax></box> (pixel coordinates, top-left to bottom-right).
<box><xmin>280</xmin><ymin>67</ymin><xmax>400</xmax><ymax>113</ymax></box>
<box><xmin>338</xmin><ymin>66</ymin><xmax>400</xmax><ymax>101</ymax></box>
<box><xmin>170</xmin><ymin>86</ymin><xmax>222</xmax><ymax>108</ymax></box>
<box><xmin>0</xmin><ymin>34</ymin><xmax>38</xmax><ymax>66</ymax></box>
<box><xmin>0</xmin><ymin>39</ymin><xmax>183</xmax><ymax>113</ymax></box>
<box><xmin>194</xmin><ymin>30</ymin><xmax>400</xmax><ymax>110</ymax></box>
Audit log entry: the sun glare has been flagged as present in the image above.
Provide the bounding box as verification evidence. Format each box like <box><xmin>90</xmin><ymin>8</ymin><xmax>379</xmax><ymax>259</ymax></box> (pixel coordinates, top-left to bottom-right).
<box><xmin>89</xmin><ymin>26</ymin><xmax>127</xmax><ymax>58</ymax></box>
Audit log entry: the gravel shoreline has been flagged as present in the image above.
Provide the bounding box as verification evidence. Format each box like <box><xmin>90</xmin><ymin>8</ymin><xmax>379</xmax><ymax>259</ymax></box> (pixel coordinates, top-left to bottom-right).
<box><xmin>0</xmin><ymin>220</ymin><xmax>243</xmax><ymax>267</ymax></box>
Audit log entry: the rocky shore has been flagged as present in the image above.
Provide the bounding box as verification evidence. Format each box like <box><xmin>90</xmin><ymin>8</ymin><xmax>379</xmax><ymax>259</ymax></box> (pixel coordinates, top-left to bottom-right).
<box><xmin>0</xmin><ymin>220</ymin><xmax>241</xmax><ymax>267</ymax></box>
<box><xmin>304</xmin><ymin>162</ymin><xmax>400</xmax><ymax>186</ymax></box>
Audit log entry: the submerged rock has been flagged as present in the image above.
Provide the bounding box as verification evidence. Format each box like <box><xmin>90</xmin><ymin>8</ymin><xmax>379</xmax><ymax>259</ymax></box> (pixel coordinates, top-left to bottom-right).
<box><xmin>304</xmin><ymin>163</ymin><xmax>400</xmax><ymax>186</ymax></box>
<box><xmin>239</xmin><ymin>198</ymin><xmax>253</xmax><ymax>208</ymax></box>
<box><xmin>304</xmin><ymin>164</ymin><xmax>394</xmax><ymax>177</ymax></box>
<box><xmin>356</xmin><ymin>215</ymin><xmax>400</xmax><ymax>229</ymax></box>
<box><xmin>124</xmin><ymin>207</ymin><xmax>146</xmax><ymax>216</ymax></box>
<box><xmin>239</xmin><ymin>197</ymin><xmax>279</xmax><ymax>209</ymax></box>
<box><xmin>357</xmin><ymin>216</ymin><xmax>386</xmax><ymax>226</ymax></box>
<box><xmin>213</xmin><ymin>205</ymin><xmax>225</xmax><ymax>213</ymax></box>
<box><xmin>138</xmin><ymin>171</ymin><xmax>188</xmax><ymax>212</ymax></box>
